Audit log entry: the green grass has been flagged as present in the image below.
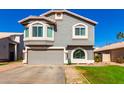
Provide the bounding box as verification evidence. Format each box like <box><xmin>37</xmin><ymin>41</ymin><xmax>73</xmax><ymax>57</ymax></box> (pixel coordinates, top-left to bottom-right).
<box><xmin>0</xmin><ymin>62</ymin><xmax>9</xmax><ymax>66</ymax></box>
<box><xmin>0</xmin><ymin>60</ymin><xmax>22</xmax><ymax>66</ymax></box>
<box><xmin>76</xmin><ymin>65</ymin><xmax>124</xmax><ymax>84</ymax></box>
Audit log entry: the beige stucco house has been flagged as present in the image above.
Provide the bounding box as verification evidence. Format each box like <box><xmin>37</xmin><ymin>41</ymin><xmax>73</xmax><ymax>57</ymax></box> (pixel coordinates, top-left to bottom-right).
<box><xmin>94</xmin><ymin>42</ymin><xmax>124</xmax><ymax>62</ymax></box>
<box><xmin>19</xmin><ymin>9</ymin><xmax>97</xmax><ymax>65</ymax></box>
<box><xmin>0</xmin><ymin>32</ymin><xmax>23</xmax><ymax>61</ymax></box>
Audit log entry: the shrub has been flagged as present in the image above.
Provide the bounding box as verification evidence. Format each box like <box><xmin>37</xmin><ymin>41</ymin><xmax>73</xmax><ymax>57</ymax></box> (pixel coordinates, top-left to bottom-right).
<box><xmin>94</xmin><ymin>54</ymin><xmax>102</xmax><ymax>62</ymax></box>
<box><xmin>115</xmin><ymin>57</ymin><xmax>124</xmax><ymax>63</ymax></box>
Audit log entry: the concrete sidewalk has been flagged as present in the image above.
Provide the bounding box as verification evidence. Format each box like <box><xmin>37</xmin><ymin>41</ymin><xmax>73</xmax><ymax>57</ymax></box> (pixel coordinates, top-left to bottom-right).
<box><xmin>64</xmin><ymin>65</ymin><xmax>90</xmax><ymax>84</ymax></box>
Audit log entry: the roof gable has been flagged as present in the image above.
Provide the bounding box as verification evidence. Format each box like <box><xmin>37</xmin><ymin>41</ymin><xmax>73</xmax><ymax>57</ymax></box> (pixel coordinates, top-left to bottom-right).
<box><xmin>40</xmin><ymin>9</ymin><xmax>97</xmax><ymax>25</ymax></box>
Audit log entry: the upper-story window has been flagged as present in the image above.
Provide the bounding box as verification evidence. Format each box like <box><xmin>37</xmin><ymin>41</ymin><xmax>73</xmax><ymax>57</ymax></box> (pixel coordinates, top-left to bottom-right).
<box><xmin>72</xmin><ymin>23</ymin><xmax>88</xmax><ymax>39</ymax></box>
<box><xmin>32</xmin><ymin>23</ymin><xmax>43</xmax><ymax>37</ymax></box>
<box><xmin>25</xmin><ymin>27</ymin><xmax>29</xmax><ymax>37</ymax></box>
<box><xmin>55</xmin><ymin>12</ymin><xmax>63</xmax><ymax>20</ymax></box>
<box><xmin>47</xmin><ymin>26</ymin><xmax>54</xmax><ymax>38</ymax></box>
<box><xmin>24</xmin><ymin>21</ymin><xmax>54</xmax><ymax>41</ymax></box>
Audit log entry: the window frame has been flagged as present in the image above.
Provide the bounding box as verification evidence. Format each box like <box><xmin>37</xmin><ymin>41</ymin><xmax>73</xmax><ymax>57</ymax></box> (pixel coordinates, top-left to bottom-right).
<box><xmin>71</xmin><ymin>47</ymin><xmax>88</xmax><ymax>63</ymax></box>
<box><xmin>73</xmin><ymin>49</ymin><xmax>85</xmax><ymax>59</ymax></box>
<box><xmin>72</xmin><ymin>23</ymin><xmax>88</xmax><ymax>39</ymax></box>
<box><xmin>46</xmin><ymin>25</ymin><xmax>54</xmax><ymax>40</ymax></box>
<box><xmin>25</xmin><ymin>27</ymin><xmax>29</xmax><ymax>38</ymax></box>
<box><xmin>32</xmin><ymin>25</ymin><xmax>43</xmax><ymax>37</ymax></box>
<box><xmin>24</xmin><ymin>21</ymin><xmax>54</xmax><ymax>41</ymax></box>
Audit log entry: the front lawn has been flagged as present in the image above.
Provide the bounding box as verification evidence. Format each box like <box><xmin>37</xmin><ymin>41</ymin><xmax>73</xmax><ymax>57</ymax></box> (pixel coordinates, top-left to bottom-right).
<box><xmin>0</xmin><ymin>61</ymin><xmax>22</xmax><ymax>66</ymax></box>
<box><xmin>0</xmin><ymin>62</ymin><xmax>9</xmax><ymax>66</ymax></box>
<box><xmin>76</xmin><ymin>65</ymin><xmax>124</xmax><ymax>84</ymax></box>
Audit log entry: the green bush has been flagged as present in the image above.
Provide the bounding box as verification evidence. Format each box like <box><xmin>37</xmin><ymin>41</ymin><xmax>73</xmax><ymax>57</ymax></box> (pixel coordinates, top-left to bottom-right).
<box><xmin>94</xmin><ymin>54</ymin><xmax>102</xmax><ymax>62</ymax></box>
<box><xmin>115</xmin><ymin>57</ymin><xmax>124</xmax><ymax>63</ymax></box>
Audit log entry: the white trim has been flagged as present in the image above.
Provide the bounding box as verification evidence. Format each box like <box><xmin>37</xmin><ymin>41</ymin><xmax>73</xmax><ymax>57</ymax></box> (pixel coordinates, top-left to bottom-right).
<box><xmin>24</xmin><ymin>38</ymin><xmax>54</xmax><ymax>41</ymax></box>
<box><xmin>48</xmin><ymin>47</ymin><xmax>65</xmax><ymax>49</ymax></box>
<box><xmin>29</xmin><ymin>21</ymin><xmax>45</xmax><ymax>39</ymax></box>
<box><xmin>64</xmin><ymin>51</ymin><xmax>68</xmax><ymax>64</ymax></box>
<box><xmin>46</xmin><ymin>24</ymin><xmax>54</xmax><ymax>41</ymax></box>
<box><xmin>71</xmin><ymin>59</ymin><xmax>94</xmax><ymax>64</ymax></box>
<box><xmin>87</xmin><ymin>60</ymin><xmax>94</xmax><ymax>64</ymax></box>
<box><xmin>22</xmin><ymin>46</ymin><xmax>31</xmax><ymax>64</ymax></box>
<box><xmin>71</xmin><ymin>47</ymin><xmax>88</xmax><ymax>63</ymax></box>
<box><xmin>14</xmin><ymin>44</ymin><xmax>17</xmax><ymax>61</ymax></box>
<box><xmin>72</xmin><ymin>23</ymin><xmax>88</xmax><ymax>39</ymax></box>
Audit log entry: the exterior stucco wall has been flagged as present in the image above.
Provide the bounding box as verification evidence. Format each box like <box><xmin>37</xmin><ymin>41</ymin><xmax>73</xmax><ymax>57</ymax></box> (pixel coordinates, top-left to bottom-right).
<box><xmin>111</xmin><ymin>48</ymin><xmax>124</xmax><ymax>62</ymax></box>
<box><xmin>0</xmin><ymin>38</ymin><xmax>9</xmax><ymax>61</ymax></box>
<box><xmin>46</xmin><ymin>13</ymin><xmax>95</xmax><ymax>47</ymax></box>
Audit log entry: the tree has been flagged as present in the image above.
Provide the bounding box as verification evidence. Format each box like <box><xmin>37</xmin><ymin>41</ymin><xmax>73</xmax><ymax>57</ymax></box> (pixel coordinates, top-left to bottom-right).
<box><xmin>117</xmin><ymin>32</ymin><xmax>124</xmax><ymax>39</ymax></box>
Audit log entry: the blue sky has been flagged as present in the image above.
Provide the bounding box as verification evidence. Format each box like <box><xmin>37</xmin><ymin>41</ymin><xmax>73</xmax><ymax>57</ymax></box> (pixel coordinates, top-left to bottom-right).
<box><xmin>0</xmin><ymin>9</ymin><xmax>124</xmax><ymax>47</ymax></box>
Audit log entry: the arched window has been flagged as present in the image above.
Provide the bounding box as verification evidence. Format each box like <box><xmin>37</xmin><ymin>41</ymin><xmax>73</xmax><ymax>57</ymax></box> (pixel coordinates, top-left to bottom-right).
<box><xmin>30</xmin><ymin>22</ymin><xmax>43</xmax><ymax>37</ymax></box>
<box><xmin>26</xmin><ymin>21</ymin><xmax>54</xmax><ymax>40</ymax></box>
<box><xmin>73</xmin><ymin>49</ymin><xmax>85</xmax><ymax>59</ymax></box>
<box><xmin>72</xmin><ymin>23</ymin><xmax>88</xmax><ymax>39</ymax></box>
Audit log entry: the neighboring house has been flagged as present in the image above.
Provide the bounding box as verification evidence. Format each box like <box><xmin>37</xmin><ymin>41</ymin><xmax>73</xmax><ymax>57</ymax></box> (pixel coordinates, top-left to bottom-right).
<box><xmin>19</xmin><ymin>9</ymin><xmax>97</xmax><ymax>65</ymax></box>
<box><xmin>94</xmin><ymin>42</ymin><xmax>124</xmax><ymax>62</ymax></box>
<box><xmin>0</xmin><ymin>32</ymin><xmax>23</xmax><ymax>61</ymax></box>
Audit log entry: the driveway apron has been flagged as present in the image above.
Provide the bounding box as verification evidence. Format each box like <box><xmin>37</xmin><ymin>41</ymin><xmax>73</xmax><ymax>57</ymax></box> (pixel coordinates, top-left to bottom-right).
<box><xmin>0</xmin><ymin>65</ymin><xmax>65</xmax><ymax>84</ymax></box>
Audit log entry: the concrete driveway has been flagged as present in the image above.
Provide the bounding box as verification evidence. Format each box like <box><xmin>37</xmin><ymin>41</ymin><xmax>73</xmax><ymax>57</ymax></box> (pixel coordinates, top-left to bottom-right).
<box><xmin>0</xmin><ymin>65</ymin><xmax>65</xmax><ymax>84</ymax></box>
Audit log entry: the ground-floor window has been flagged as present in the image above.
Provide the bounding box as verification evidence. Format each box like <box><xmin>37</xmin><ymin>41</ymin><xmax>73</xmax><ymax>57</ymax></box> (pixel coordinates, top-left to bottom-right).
<box><xmin>73</xmin><ymin>49</ymin><xmax>85</xmax><ymax>59</ymax></box>
<box><xmin>71</xmin><ymin>47</ymin><xmax>87</xmax><ymax>63</ymax></box>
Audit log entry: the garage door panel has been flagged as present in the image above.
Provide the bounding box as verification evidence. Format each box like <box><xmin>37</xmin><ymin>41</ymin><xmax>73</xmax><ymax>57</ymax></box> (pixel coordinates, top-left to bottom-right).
<box><xmin>102</xmin><ymin>53</ymin><xmax>110</xmax><ymax>62</ymax></box>
<box><xmin>28</xmin><ymin>49</ymin><xmax>64</xmax><ymax>65</ymax></box>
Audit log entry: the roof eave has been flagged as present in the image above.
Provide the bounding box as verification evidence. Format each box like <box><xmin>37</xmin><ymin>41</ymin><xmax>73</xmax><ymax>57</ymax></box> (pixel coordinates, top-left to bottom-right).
<box><xmin>18</xmin><ymin>16</ymin><xmax>56</xmax><ymax>25</ymax></box>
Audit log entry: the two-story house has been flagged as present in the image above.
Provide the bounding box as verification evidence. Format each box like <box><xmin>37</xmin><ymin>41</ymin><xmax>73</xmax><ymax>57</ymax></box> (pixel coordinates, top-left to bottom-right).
<box><xmin>19</xmin><ymin>9</ymin><xmax>97</xmax><ymax>65</ymax></box>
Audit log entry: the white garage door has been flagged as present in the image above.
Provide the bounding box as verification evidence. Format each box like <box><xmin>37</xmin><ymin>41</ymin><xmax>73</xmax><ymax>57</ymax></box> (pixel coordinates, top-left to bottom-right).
<box><xmin>102</xmin><ymin>53</ymin><xmax>111</xmax><ymax>62</ymax></box>
<box><xmin>28</xmin><ymin>49</ymin><xmax>64</xmax><ymax>65</ymax></box>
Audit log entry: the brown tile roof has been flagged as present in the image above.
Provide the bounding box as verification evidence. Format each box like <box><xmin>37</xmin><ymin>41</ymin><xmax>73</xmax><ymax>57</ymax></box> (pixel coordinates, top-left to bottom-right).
<box><xmin>94</xmin><ymin>42</ymin><xmax>124</xmax><ymax>52</ymax></box>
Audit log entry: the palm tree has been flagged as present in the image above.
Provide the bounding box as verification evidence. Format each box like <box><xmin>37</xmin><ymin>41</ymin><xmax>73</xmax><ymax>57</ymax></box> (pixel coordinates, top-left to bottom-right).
<box><xmin>117</xmin><ymin>32</ymin><xmax>124</xmax><ymax>39</ymax></box>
